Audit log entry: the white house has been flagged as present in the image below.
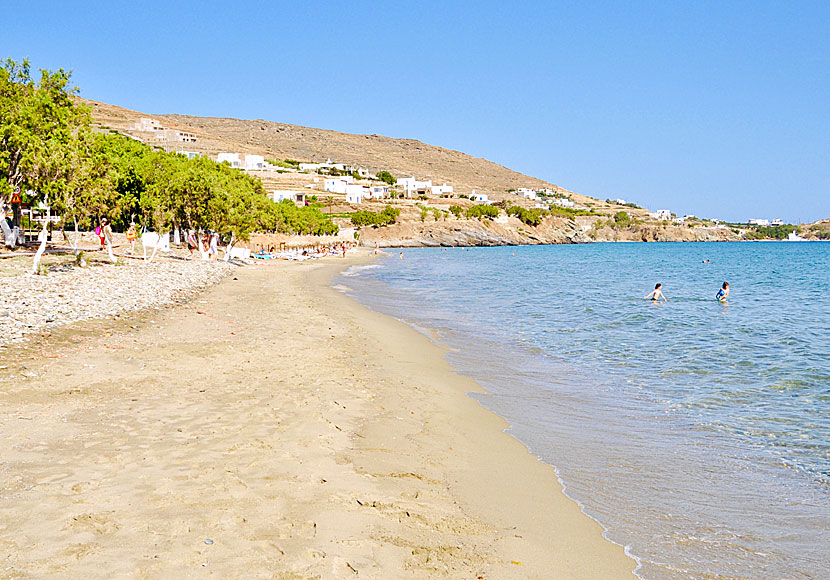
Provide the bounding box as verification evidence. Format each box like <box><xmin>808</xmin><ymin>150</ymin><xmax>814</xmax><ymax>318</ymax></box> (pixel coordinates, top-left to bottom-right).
<box><xmin>470</xmin><ymin>191</ymin><xmax>489</xmax><ymax>203</ymax></box>
<box><xmin>551</xmin><ymin>197</ymin><xmax>575</xmax><ymax>208</ymax></box>
<box><xmin>749</xmin><ymin>218</ymin><xmax>770</xmax><ymax>226</ymax></box>
<box><xmin>177</xmin><ymin>151</ymin><xmax>200</xmax><ymax>160</ymax></box>
<box><xmin>345</xmin><ymin>185</ymin><xmax>369</xmax><ymax>204</ymax></box>
<box><xmin>614</xmin><ymin>198</ymin><xmax>627</xmax><ymax>205</ymax></box>
<box><xmin>369</xmin><ymin>185</ymin><xmax>390</xmax><ymax>199</ymax></box>
<box><xmin>517</xmin><ymin>188</ymin><xmax>541</xmax><ymax>201</ymax></box>
<box><xmin>431</xmin><ymin>183</ymin><xmax>454</xmax><ymax>196</ymax></box>
<box><xmin>245</xmin><ymin>155</ymin><xmax>265</xmax><ymax>170</ymax></box>
<box><xmin>299</xmin><ymin>159</ymin><xmax>347</xmax><ymax>172</ymax></box>
<box><xmin>154</xmin><ymin>129</ymin><xmax>196</xmax><ymax>143</ymax></box>
<box><xmin>324</xmin><ymin>176</ymin><xmax>356</xmax><ymax>194</ymax></box>
<box><xmin>398</xmin><ymin>177</ymin><xmax>432</xmax><ymax>197</ymax></box>
<box><xmin>673</xmin><ymin>216</ymin><xmax>686</xmax><ymax>225</ymax></box>
<box><xmin>651</xmin><ymin>209</ymin><xmax>672</xmax><ymax>220</ymax></box>
<box><xmin>217</xmin><ymin>153</ymin><xmax>241</xmax><ymax>168</ymax></box>
<box><xmin>771</xmin><ymin>218</ymin><xmax>784</xmax><ymax>226</ymax></box>
<box><xmin>270</xmin><ymin>190</ymin><xmax>305</xmax><ymax>203</ymax></box>
<box><xmin>131</xmin><ymin>117</ymin><xmax>164</xmax><ymax>132</ymax></box>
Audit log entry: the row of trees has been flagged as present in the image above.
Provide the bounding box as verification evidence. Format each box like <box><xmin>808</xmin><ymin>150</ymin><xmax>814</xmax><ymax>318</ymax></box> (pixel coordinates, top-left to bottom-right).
<box><xmin>1</xmin><ymin>58</ymin><xmax>337</xmax><ymax>252</ymax></box>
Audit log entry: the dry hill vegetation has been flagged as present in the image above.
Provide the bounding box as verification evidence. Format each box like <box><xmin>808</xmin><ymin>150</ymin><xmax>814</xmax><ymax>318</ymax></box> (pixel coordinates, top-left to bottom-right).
<box><xmin>78</xmin><ymin>98</ymin><xmax>765</xmax><ymax>245</ymax></box>
<box><xmin>82</xmin><ymin>98</ymin><xmax>615</xmax><ymax>209</ymax></box>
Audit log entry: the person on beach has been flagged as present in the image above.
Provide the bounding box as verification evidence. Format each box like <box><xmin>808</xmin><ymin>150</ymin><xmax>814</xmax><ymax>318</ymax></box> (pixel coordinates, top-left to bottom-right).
<box><xmin>716</xmin><ymin>281</ymin><xmax>730</xmax><ymax>302</ymax></box>
<box><xmin>186</xmin><ymin>229</ymin><xmax>197</xmax><ymax>260</ymax></box>
<box><xmin>644</xmin><ymin>283</ymin><xmax>668</xmax><ymax>302</ymax></box>
<box><xmin>399</xmin><ymin>252</ymin><xmax>403</xmax><ymax>260</ymax></box>
<box><xmin>200</xmin><ymin>232</ymin><xmax>210</xmax><ymax>259</ymax></box>
<box><xmin>96</xmin><ymin>219</ymin><xmax>106</xmax><ymax>250</ymax></box>
<box><xmin>101</xmin><ymin>218</ymin><xmax>113</xmax><ymax>249</ymax></box>
<box><xmin>126</xmin><ymin>223</ymin><xmax>137</xmax><ymax>254</ymax></box>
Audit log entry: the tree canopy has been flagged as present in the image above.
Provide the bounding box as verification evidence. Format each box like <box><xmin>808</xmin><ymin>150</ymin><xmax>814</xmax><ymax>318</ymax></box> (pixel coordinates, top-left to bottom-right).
<box><xmin>1</xmin><ymin>58</ymin><xmax>337</xmax><ymax>242</ymax></box>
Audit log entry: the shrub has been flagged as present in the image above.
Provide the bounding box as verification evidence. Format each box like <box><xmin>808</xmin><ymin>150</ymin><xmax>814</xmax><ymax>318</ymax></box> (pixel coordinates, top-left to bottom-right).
<box><xmin>350</xmin><ymin>205</ymin><xmax>400</xmax><ymax>227</ymax></box>
<box><xmin>613</xmin><ymin>211</ymin><xmax>631</xmax><ymax>226</ymax></box>
<box><xmin>376</xmin><ymin>171</ymin><xmax>396</xmax><ymax>185</ymax></box>
<box><xmin>449</xmin><ymin>205</ymin><xmax>463</xmax><ymax>218</ymax></box>
<box><xmin>465</xmin><ymin>204</ymin><xmax>500</xmax><ymax>219</ymax></box>
<box><xmin>507</xmin><ymin>205</ymin><xmax>548</xmax><ymax>226</ymax></box>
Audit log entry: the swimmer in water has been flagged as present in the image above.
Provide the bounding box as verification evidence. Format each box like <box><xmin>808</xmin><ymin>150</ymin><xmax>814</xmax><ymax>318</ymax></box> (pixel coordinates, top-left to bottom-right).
<box><xmin>716</xmin><ymin>281</ymin><xmax>730</xmax><ymax>302</ymax></box>
<box><xmin>644</xmin><ymin>283</ymin><xmax>668</xmax><ymax>303</ymax></box>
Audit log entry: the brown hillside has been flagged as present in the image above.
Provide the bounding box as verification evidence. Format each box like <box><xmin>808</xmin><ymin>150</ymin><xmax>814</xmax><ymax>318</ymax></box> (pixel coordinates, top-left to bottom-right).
<box><xmin>81</xmin><ymin>98</ymin><xmax>583</xmax><ymax>200</ymax></box>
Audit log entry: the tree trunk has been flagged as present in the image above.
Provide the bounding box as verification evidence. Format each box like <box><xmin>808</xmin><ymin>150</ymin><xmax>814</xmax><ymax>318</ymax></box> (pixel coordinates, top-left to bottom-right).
<box><xmin>31</xmin><ymin>223</ymin><xmax>48</xmax><ymax>275</ymax></box>
<box><xmin>224</xmin><ymin>233</ymin><xmax>236</xmax><ymax>261</ymax></box>
<box><xmin>68</xmin><ymin>217</ymin><xmax>81</xmax><ymax>254</ymax></box>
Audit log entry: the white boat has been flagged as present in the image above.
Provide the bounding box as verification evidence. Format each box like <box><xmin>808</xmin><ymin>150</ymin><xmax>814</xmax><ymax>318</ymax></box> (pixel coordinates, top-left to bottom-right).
<box><xmin>787</xmin><ymin>231</ymin><xmax>807</xmax><ymax>241</ymax></box>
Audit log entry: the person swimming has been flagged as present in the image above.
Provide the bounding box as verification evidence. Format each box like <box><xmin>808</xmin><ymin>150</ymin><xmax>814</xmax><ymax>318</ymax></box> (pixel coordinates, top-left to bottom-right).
<box><xmin>716</xmin><ymin>281</ymin><xmax>730</xmax><ymax>302</ymax></box>
<box><xmin>644</xmin><ymin>283</ymin><xmax>668</xmax><ymax>303</ymax></box>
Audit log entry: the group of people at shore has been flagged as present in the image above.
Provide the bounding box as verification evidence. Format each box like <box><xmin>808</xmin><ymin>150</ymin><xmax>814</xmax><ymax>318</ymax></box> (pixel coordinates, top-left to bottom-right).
<box><xmin>95</xmin><ymin>219</ymin><xmax>221</xmax><ymax>261</ymax></box>
<box><xmin>185</xmin><ymin>230</ymin><xmax>220</xmax><ymax>262</ymax></box>
<box><xmin>645</xmin><ymin>281</ymin><xmax>730</xmax><ymax>303</ymax></box>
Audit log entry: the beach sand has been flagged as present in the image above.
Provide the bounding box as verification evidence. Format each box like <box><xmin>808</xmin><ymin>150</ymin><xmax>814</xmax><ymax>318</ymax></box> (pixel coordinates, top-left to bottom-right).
<box><xmin>0</xmin><ymin>258</ymin><xmax>636</xmax><ymax>579</ymax></box>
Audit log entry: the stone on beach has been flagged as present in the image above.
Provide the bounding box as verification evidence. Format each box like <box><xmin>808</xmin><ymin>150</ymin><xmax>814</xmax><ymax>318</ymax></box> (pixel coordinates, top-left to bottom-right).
<box><xmin>0</xmin><ymin>259</ymin><xmax>234</xmax><ymax>346</ymax></box>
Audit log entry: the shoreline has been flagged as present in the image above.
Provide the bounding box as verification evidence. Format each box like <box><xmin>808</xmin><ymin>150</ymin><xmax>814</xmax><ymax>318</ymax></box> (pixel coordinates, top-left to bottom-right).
<box><xmin>0</xmin><ymin>256</ymin><xmax>636</xmax><ymax>578</ymax></box>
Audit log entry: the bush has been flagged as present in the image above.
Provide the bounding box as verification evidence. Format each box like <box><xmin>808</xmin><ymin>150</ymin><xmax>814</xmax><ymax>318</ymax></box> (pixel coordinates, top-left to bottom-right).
<box><xmin>376</xmin><ymin>171</ymin><xmax>396</xmax><ymax>185</ymax></box>
<box><xmin>507</xmin><ymin>205</ymin><xmax>547</xmax><ymax>226</ymax></box>
<box><xmin>743</xmin><ymin>225</ymin><xmax>798</xmax><ymax>240</ymax></box>
<box><xmin>465</xmin><ymin>204</ymin><xmax>500</xmax><ymax>219</ymax></box>
<box><xmin>449</xmin><ymin>205</ymin><xmax>463</xmax><ymax>218</ymax></box>
<box><xmin>613</xmin><ymin>211</ymin><xmax>631</xmax><ymax>226</ymax></box>
<box><xmin>350</xmin><ymin>205</ymin><xmax>400</xmax><ymax>227</ymax></box>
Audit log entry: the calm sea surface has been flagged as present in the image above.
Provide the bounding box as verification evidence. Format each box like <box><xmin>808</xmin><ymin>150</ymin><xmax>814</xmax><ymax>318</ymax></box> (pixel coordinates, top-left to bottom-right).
<box><xmin>338</xmin><ymin>242</ymin><xmax>830</xmax><ymax>580</ymax></box>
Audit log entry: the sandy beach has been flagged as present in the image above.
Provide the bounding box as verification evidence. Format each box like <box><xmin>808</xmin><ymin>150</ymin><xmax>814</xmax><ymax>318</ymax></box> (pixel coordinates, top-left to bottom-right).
<box><xmin>0</xmin><ymin>257</ymin><xmax>636</xmax><ymax>579</ymax></box>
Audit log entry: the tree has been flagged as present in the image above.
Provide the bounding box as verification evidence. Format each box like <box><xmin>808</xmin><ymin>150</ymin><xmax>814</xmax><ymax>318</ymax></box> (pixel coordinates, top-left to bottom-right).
<box><xmin>376</xmin><ymin>171</ymin><xmax>396</xmax><ymax>185</ymax></box>
<box><xmin>1</xmin><ymin>58</ymin><xmax>87</xmax><ymax>247</ymax></box>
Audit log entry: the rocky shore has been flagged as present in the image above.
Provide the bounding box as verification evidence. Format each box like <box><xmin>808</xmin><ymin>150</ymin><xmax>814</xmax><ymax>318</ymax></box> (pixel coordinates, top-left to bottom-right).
<box><xmin>0</xmin><ymin>257</ymin><xmax>234</xmax><ymax>346</ymax></box>
<box><xmin>359</xmin><ymin>215</ymin><xmax>740</xmax><ymax>247</ymax></box>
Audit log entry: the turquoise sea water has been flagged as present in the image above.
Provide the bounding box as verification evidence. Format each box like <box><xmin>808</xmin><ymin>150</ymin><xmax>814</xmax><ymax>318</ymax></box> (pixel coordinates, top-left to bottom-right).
<box><xmin>338</xmin><ymin>242</ymin><xmax>830</xmax><ymax>580</ymax></box>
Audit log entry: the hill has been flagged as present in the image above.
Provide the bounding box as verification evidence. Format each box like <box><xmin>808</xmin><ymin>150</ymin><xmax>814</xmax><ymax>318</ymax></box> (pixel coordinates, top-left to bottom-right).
<box><xmin>80</xmin><ymin>98</ymin><xmax>746</xmax><ymax>245</ymax></box>
<box><xmin>81</xmin><ymin>98</ymin><xmax>613</xmax><ymax>209</ymax></box>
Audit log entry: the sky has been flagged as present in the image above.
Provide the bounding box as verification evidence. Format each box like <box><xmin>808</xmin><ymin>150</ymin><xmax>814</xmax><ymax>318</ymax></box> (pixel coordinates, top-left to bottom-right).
<box><xmin>3</xmin><ymin>0</ymin><xmax>829</xmax><ymax>223</ymax></box>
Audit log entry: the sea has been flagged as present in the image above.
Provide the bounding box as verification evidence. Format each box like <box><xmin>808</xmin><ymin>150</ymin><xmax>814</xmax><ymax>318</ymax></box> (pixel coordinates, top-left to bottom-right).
<box><xmin>337</xmin><ymin>242</ymin><xmax>830</xmax><ymax>580</ymax></box>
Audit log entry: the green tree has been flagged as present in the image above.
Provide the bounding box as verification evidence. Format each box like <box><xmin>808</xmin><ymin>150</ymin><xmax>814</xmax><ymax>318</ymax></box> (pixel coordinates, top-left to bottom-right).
<box><xmin>376</xmin><ymin>171</ymin><xmax>396</xmax><ymax>185</ymax></box>
<box><xmin>1</xmin><ymin>58</ymin><xmax>88</xmax><ymax>245</ymax></box>
<box><xmin>465</xmin><ymin>204</ymin><xmax>500</xmax><ymax>219</ymax></box>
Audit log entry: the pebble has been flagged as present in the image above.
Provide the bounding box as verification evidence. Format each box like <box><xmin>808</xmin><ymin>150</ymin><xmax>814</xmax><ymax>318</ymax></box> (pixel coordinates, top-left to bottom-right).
<box><xmin>0</xmin><ymin>259</ymin><xmax>235</xmax><ymax>346</ymax></box>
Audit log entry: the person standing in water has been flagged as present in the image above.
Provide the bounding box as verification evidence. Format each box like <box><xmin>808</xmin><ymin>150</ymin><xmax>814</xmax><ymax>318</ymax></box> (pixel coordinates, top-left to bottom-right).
<box><xmin>716</xmin><ymin>281</ymin><xmax>730</xmax><ymax>302</ymax></box>
<box><xmin>644</xmin><ymin>283</ymin><xmax>668</xmax><ymax>302</ymax></box>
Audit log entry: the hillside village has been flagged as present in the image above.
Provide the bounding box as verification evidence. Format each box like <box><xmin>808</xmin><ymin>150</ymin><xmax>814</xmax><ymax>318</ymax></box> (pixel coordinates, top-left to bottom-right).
<box><xmin>75</xmin><ymin>99</ymin><xmax>814</xmax><ymax>246</ymax></box>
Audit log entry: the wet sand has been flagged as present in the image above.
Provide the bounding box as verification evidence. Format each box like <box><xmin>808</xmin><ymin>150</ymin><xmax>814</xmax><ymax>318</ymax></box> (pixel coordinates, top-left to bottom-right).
<box><xmin>0</xmin><ymin>258</ymin><xmax>636</xmax><ymax>579</ymax></box>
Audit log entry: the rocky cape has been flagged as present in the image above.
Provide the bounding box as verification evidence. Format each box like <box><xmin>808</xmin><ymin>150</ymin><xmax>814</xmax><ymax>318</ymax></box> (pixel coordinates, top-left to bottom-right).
<box><xmin>357</xmin><ymin>216</ymin><xmax>740</xmax><ymax>247</ymax></box>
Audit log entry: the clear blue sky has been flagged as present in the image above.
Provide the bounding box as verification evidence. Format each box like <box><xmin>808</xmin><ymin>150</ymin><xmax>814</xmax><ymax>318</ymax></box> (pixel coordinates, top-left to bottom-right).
<box><xmin>3</xmin><ymin>1</ymin><xmax>828</xmax><ymax>223</ymax></box>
